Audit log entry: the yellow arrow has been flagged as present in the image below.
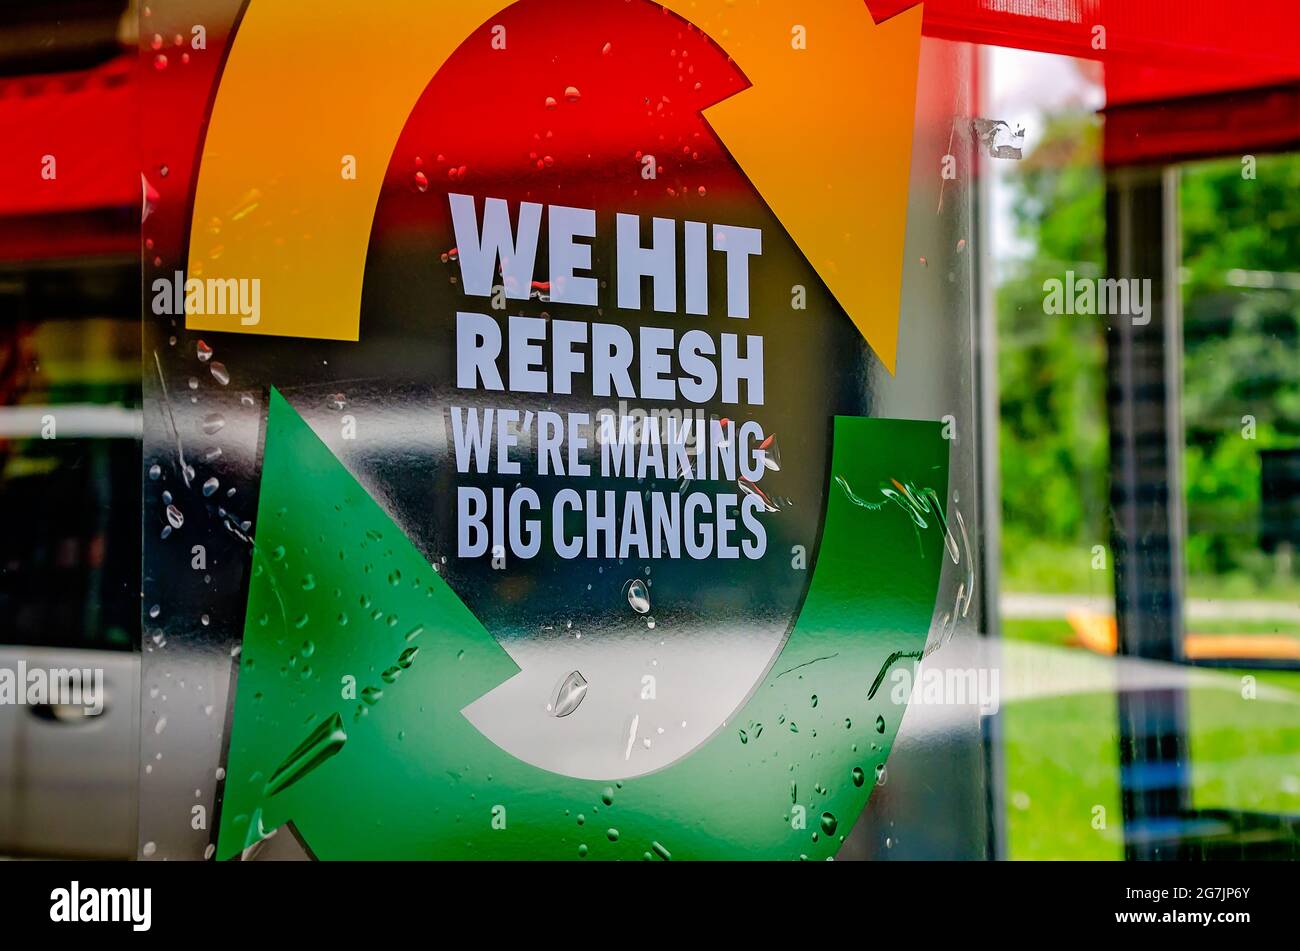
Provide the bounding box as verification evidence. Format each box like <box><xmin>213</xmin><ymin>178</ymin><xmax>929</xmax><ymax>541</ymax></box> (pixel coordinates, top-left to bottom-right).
<box><xmin>185</xmin><ymin>0</ymin><xmax>506</xmax><ymax>342</ymax></box>
<box><xmin>186</xmin><ymin>0</ymin><xmax>921</xmax><ymax>370</ymax></box>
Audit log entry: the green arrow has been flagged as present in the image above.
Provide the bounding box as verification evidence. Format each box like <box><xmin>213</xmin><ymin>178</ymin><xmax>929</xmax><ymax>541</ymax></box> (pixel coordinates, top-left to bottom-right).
<box><xmin>216</xmin><ymin>390</ymin><xmax>948</xmax><ymax>860</ymax></box>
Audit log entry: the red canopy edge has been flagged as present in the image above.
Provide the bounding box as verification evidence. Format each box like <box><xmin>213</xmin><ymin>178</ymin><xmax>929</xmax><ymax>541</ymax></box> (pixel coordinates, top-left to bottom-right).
<box><xmin>867</xmin><ymin>0</ymin><xmax>1300</xmax><ymax>103</ymax></box>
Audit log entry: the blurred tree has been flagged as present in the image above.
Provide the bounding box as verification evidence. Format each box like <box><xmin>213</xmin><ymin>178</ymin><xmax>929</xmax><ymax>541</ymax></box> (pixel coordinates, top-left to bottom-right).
<box><xmin>998</xmin><ymin>115</ymin><xmax>1300</xmax><ymax>591</ymax></box>
<box><xmin>997</xmin><ymin>113</ymin><xmax>1110</xmax><ymax>569</ymax></box>
<box><xmin>1180</xmin><ymin>154</ymin><xmax>1300</xmax><ymax>578</ymax></box>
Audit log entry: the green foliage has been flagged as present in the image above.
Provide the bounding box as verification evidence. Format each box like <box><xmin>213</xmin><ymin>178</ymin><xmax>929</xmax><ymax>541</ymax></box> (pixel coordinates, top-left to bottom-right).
<box><xmin>1002</xmin><ymin>689</ymin><xmax>1124</xmax><ymax>861</ymax></box>
<box><xmin>1180</xmin><ymin>154</ymin><xmax>1300</xmax><ymax>580</ymax></box>
<box><xmin>1000</xmin><ymin>538</ymin><xmax>1112</xmax><ymax>596</ymax></box>
<box><xmin>997</xmin><ymin>114</ymin><xmax>1110</xmax><ymax>570</ymax></box>
<box><xmin>999</xmin><ymin>118</ymin><xmax>1300</xmax><ymax>593</ymax></box>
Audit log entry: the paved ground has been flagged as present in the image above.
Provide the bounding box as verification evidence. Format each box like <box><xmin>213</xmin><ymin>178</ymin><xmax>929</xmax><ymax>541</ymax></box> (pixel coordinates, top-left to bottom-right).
<box><xmin>1001</xmin><ymin>592</ymin><xmax>1300</xmax><ymax>623</ymax></box>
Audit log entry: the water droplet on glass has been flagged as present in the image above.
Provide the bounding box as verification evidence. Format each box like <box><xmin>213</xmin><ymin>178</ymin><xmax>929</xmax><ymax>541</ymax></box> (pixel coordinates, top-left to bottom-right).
<box><xmin>738</xmin><ymin>476</ymin><xmax>779</xmax><ymax>512</ymax></box>
<box><xmin>625</xmin><ymin>578</ymin><xmax>651</xmax><ymax>614</ymax></box>
<box><xmin>210</xmin><ymin>362</ymin><xmax>230</xmax><ymax>386</ymax></box>
<box><xmin>166</xmin><ymin>504</ymin><xmax>184</xmax><ymax>529</ymax></box>
<box><xmin>552</xmin><ymin>670</ymin><xmax>588</xmax><ymax>718</ymax></box>
<box><xmin>263</xmin><ymin>713</ymin><xmax>347</xmax><ymax>796</ymax></box>
<box><xmin>852</xmin><ymin>766</ymin><xmax>866</xmax><ymax>787</ymax></box>
<box><xmin>201</xmin><ymin>413</ymin><xmax>226</xmax><ymax>435</ymax></box>
<box><xmin>148</xmin><ymin>463</ymin><xmax>161</xmax><ymax>480</ymax></box>
<box><xmin>196</xmin><ymin>339</ymin><xmax>213</xmax><ymax>363</ymax></box>
<box><xmin>202</xmin><ymin>477</ymin><xmax>219</xmax><ymax>497</ymax></box>
<box><xmin>875</xmin><ymin>715</ymin><xmax>886</xmax><ymax>733</ymax></box>
<box><xmin>760</xmin><ymin>433</ymin><xmax>782</xmax><ymax>472</ymax></box>
<box><xmin>820</xmin><ymin>812</ymin><xmax>838</xmax><ymax>836</ymax></box>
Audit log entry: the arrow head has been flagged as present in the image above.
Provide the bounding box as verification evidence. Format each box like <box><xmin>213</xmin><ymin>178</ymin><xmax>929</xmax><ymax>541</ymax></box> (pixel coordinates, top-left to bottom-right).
<box><xmin>675</xmin><ymin>0</ymin><xmax>924</xmax><ymax>373</ymax></box>
<box><xmin>215</xmin><ymin>389</ymin><xmax>519</xmax><ymax>860</ymax></box>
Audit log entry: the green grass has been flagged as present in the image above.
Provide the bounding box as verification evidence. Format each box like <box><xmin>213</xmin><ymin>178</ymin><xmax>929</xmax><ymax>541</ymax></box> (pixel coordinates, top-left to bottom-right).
<box><xmin>1000</xmin><ymin>618</ymin><xmax>1074</xmax><ymax>646</ymax></box>
<box><xmin>1003</xmin><ymin>613</ymin><xmax>1300</xmax><ymax>641</ymax></box>
<box><xmin>1001</xmin><ymin>537</ymin><xmax>1113</xmax><ymax>597</ymax></box>
<box><xmin>1003</xmin><ymin>690</ymin><xmax>1125</xmax><ymax>860</ymax></box>
<box><xmin>1002</xmin><ymin>536</ymin><xmax>1300</xmax><ymax>603</ymax></box>
<box><xmin>1186</xmin><ymin>571</ymin><xmax>1300</xmax><ymax>604</ymax></box>
<box><xmin>1187</xmin><ymin>687</ymin><xmax>1300</xmax><ymax>816</ymax></box>
<box><xmin>1188</xmin><ymin>620</ymin><xmax>1300</xmax><ymax>635</ymax></box>
<box><xmin>1001</xmin><ymin>620</ymin><xmax>1300</xmax><ymax>860</ymax></box>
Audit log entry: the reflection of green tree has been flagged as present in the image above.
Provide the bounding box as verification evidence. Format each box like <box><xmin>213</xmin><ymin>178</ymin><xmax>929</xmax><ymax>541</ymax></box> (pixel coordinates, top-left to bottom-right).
<box><xmin>997</xmin><ymin>114</ymin><xmax>1109</xmax><ymax>585</ymax></box>
<box><xmin>1181</xmin><ymin>155</ymin><xmax>1300</xmax><ymax>583</ymax></box>
<box><xmin>999</xmin><ymin>114</ymin><xmax>1300</xmax><ymax>595</ymax></box>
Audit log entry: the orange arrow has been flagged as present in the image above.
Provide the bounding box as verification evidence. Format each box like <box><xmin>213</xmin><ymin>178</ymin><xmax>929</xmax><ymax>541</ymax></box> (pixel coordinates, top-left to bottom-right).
<box><xmin>660</xmin><ymin>0</ymin><xmax>922</xmax><ymax>373</ymax></box>
<box><xmin>186</xmin><ymin>0</ymin><xmax>921</xmax><ymax>370</ymax></box>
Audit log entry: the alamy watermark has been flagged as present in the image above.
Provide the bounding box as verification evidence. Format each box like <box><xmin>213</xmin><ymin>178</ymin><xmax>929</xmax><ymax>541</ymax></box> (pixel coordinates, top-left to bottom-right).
<box><xmin>594</xmin><ymin>399</ymin><xmax>708</xmax><ymax>449</ymax></box>
<box><xmin>151</xmin><ymin>270</ymin><xmax>261</xmax><ymax>326</ymax></box>
<box><xmin>1042</xmin><ymin>270</ymin><xmax>1152</xmax><ymax>326</ymax></box>
<box><xmin>0</xmin><ymin>662</ymin><xmax>104</xmax><ymax>715</ymax></box>
<box><xmin>50</xmin><ymin>882</ymin><xmax>150</xmax><ymax>931</ymax></box>
<box><xmin>889</xmin><ymin>665</ymin><xmax>1000</xmax><ymax>715</ymax></box>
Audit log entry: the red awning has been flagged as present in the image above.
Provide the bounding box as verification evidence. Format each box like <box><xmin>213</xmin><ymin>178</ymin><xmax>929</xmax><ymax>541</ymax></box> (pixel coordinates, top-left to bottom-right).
<box><xmin>868</xmin><ymin>0</ymin><xmax>1300</xmax><ymax>103</ymax></box>
<box><xmin>0</xmin><ymin>5</ymin><xmax>1296</xmax><ymax>260</ymax></box>
<box><xmin>0</xmin><ymin>53</ymin><xmax>138</xmax><ymax>262</ymax></box>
